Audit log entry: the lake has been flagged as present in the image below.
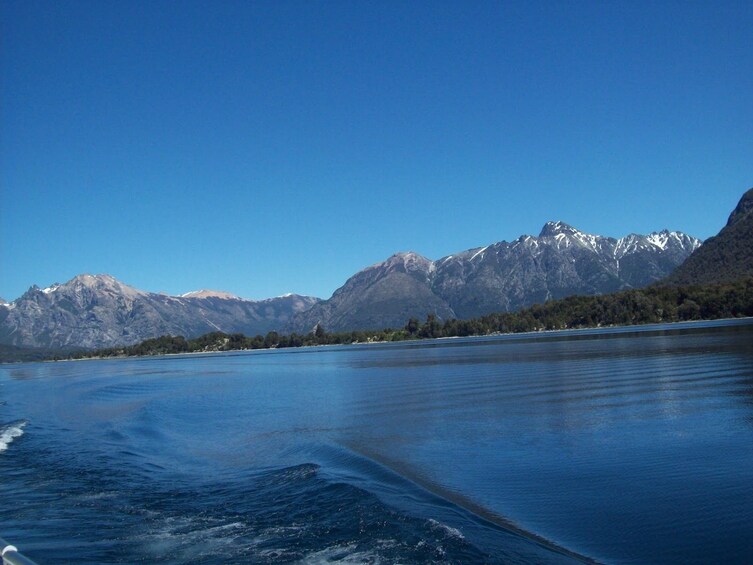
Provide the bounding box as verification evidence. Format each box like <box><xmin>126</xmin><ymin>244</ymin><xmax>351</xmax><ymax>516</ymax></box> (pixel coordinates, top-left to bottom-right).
<box><xmin>2</xmin><ymin>319</ymin><xmax>753</xmax><ymax>564</ymax></box>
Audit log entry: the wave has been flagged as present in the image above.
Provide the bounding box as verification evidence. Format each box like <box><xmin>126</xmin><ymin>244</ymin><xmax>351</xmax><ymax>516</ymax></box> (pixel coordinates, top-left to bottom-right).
<box><xmin>0</xmin><ymin>419</ymin><xmax>27</xmax><ymax>453</ymax></box>
<box><xmin>307</xmin><ymin>443</ymin><xmax>595</xmax><ymax>563</ymax></box>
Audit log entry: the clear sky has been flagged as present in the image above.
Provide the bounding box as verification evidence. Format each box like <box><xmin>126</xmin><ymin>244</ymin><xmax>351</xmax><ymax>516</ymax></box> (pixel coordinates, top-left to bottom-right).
<box><xmin>2</xmin><ymin>1</ymin><xmax>751</xmax><ymax>302</ymax></box>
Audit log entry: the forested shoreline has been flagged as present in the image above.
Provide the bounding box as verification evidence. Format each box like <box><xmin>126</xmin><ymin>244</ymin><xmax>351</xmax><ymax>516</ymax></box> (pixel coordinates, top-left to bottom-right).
<box><xmin>63</xmin><ymin>277</ymin><xmax>753</xmax><ymax>360</ymax></box>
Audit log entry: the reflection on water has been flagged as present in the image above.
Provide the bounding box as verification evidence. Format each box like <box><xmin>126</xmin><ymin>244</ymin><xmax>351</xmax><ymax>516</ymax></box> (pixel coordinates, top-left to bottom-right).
<box><xmin>1</xmin><ymin>319</ymin><xmax>752</xmax><ymax>564</ymax></box>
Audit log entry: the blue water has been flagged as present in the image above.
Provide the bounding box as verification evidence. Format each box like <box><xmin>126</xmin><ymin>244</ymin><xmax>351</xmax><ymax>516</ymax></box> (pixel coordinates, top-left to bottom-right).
<box><xmin>2</xmin><ymin>319</ymin><xmax>753</xmax><ymax>564</ymax></box>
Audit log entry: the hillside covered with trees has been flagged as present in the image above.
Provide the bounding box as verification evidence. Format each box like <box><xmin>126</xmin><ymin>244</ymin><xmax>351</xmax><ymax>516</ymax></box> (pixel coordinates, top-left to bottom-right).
<box><xmin>664</xmin><ymin>187</ymin><xmax>753</xmax><ymax>285</ymax></box>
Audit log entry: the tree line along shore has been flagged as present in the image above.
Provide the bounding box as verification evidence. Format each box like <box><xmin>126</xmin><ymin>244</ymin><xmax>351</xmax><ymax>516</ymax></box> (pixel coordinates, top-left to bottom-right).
<box><xmin>62</xmin><ymin>276</ymin><xmax>753</xmax><ymax>360</ymax></box>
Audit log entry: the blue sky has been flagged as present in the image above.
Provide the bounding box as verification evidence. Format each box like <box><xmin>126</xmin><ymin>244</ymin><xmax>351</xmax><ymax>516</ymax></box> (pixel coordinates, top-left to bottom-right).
<box><xmin>2</xmin><ymin>1</ymin><xmax>751</xmax><ymax>302</ymax></box>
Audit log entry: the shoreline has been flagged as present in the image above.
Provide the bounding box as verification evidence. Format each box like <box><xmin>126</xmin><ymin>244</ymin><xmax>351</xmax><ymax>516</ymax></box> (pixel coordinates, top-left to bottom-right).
<box><xmin>35</xmin><ymin>314</ymin><xmax>753</xmax><ymax>365</ymax></box>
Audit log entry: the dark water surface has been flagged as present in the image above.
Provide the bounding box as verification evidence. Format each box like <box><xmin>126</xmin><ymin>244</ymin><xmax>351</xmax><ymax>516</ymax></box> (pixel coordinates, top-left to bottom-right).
<box><xmin>2</xmin><ymin>319</ymin><xmax>753</xmax><ymax>564</ymax></box>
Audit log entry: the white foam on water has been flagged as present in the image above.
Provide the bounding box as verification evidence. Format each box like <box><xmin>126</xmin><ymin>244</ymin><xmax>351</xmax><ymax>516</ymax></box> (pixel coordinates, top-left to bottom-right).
<box><xmin>427</xmin><ymin>518</ymin><xmax>465</xmax><ymax>540</ymax></box>
<box><xmin>300</xmin><ymin>542</ymin><xmax>385</xmax><ymax>564</ymax></box>
<box><xmin>136</xmin><ymin>515</ymin><xmax>247</xmax><ymax>562</ymax></box>
<box><xmin>0</xmin><ymin>420</ymin><xmax>27</xmax><ymax>453</ymax></box>
<box><xmin>73</xmin><ymin>491</ymin><xmax>119</xmax><ymax>502</ymax></box>
<box><xmin>251</xmin><ymin>524</ymin><xmax>305</xmax><ymax>544</ymax></box>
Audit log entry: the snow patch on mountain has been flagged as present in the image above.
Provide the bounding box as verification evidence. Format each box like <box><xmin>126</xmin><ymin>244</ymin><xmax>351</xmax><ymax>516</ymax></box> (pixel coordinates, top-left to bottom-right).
<box><xmin>470</xmin><ymin>246</ymin><xmax>488</xmax><ymax>261</ymax></box>
<box><xmin>181</xmin><ymin>290</ymin><xmax>244</xmax><ymax>300</ymax></box>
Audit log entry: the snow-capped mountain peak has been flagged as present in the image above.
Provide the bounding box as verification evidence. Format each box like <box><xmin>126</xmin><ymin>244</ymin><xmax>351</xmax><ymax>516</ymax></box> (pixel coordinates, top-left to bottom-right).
<box><xmin>614</xmin><ymin>231</ymin><xmax>701</xmax><ymax>259</ymax></box>
<box><xmin>538</xmin><ymin>221</ymin><xmax>602</xmax><ymax>251</ymax></box>
<box><xmin>539</xmin><ymin>221</ymin><xmax>579</xmax><ymax>238</ymax></box>
<box><xmin>372</xmin><ymin>252</ymin><xmax>433</xmax><ymax>274</ymax></box>
<box><xmin>645</xmin><ymin>230</ymin><xmax>701</xmax><ymax>252</ymax></box>
<box><xmin>646</xmin><ymin>231</ymin><xmax>671</xmax><ymax>250</ymax></box>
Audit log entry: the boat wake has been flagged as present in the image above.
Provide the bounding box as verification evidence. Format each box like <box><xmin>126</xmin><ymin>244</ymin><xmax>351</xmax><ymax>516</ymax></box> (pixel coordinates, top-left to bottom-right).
<box><xmin>0</xmin><ymin>419</ymin><xmax>27</xmax><ymax>453</ymax></box>
<box><xmin>305</xmin><ymin>443</ymin><xmax>593</xmax><ymax>564</ymax></box>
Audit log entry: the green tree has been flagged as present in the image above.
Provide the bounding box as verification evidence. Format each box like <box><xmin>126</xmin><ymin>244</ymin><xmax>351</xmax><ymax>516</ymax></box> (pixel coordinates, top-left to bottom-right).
<box><xmin>264</xmin><ymin>331</ymin><xmax>280</xmax><ymax>348</ymax></box>
<box><xmin>405</xmin><ymin>317</ymin><xmax>420</xmax><ymax>335</ymax></box>
<box><xmin>419</xmin><ymin>313</ymin><xmax>442</xmax><ymax>338</ymax></box>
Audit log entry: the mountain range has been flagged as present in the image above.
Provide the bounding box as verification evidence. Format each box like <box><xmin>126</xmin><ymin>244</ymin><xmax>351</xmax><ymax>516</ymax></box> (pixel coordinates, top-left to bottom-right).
<box><xmin>288</xmin><ymin>222</ymin><xmax>700</xmax><ymax>333</ymax></box>
<box><xmin>1</xmin><ymin>222</ymin><xmax>702</xmax><ymax>351</ymax></box>
<box><xmin>0</xmin><ymin>275</ymin><xmax>319</xmax><ymax>350</ymax></box>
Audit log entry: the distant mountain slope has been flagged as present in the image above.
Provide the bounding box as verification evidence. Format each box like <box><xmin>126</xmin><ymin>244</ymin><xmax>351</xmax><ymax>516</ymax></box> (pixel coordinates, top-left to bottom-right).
<box><xmin>290</xmin><ymin>223</ymin><xmax>700</xmax><ymax>332</ymax></box>
<box><xmin>0</xmin><ymin>274</ymin><xmax>320</xmax><ymax>349</ymax></box>
<box><xmin>290</xmin><ymin>252</ymin><xmax>455</xmax><ymax>333</ymax></box>
<box><xmin>663</xmin><ymin>188</ymin><xmax>753</xmax><ymax>286</ymax></box>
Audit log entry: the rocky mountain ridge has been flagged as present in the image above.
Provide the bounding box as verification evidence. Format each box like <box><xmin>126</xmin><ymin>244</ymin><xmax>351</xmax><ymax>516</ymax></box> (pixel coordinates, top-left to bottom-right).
<box><xmin>289</xmin><ymin>222</ymin><xmax>701</xmax><ymax>332</ymax></box>
<box><xmin>0</xmin><ymin>274</ymin><xmax>320</xmax><ymax>349</ymax></box>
